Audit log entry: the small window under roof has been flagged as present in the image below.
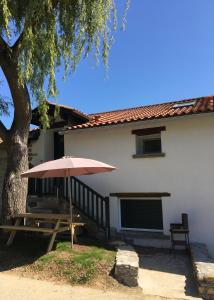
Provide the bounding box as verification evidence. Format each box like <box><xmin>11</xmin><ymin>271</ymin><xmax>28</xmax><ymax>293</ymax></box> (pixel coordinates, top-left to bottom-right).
<box><xmin>172</xmin><ymin>100</ymin><xmax>196</xmax><ymax>108</ymax></box>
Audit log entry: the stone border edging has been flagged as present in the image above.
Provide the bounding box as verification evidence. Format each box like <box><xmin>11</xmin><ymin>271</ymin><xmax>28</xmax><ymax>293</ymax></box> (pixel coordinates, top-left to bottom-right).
<box><xmin>190</xmin><ymin>243</ymin><xmax>214</xmax><ymax>299</ymax></box>
<box><xmin>114</xmin><ymin>243</ymin><xmax>139</xmax><ymax>287</ymax></box>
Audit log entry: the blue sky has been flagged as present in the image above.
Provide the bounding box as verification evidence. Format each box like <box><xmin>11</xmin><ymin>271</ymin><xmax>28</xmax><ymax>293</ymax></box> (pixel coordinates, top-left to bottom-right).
<box><xmin>1</xmin><ymin>0</ymin><xmax>214</xmax><ymax>128</ymax></box>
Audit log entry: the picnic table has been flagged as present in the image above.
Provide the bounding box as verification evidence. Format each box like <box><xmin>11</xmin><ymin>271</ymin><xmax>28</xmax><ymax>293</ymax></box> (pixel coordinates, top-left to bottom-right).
<box><xmin>0</xmin><ymin>213</ymin><xmax>85</xmax><ymax>252</ymax></box>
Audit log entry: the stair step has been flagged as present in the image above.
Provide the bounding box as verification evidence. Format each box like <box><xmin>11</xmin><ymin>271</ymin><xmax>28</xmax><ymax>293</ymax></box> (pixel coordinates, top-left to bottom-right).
<box><xmin>127</xmin><ymin>238</ymin><xmax>171</xmax><ymax>248</ymax></box>
<box><xmin>28</xmin><ymin>176</ymin><xmax>110</xmax><ymax>240</ymax></box>
<box><xmin>115</xmin><ymin>231</ymin><xmax>171</xmax><ymax>249</ymax></box>
<box><xmin>119</xmin><ymin>230</ymin><xmax>170</xmax><ymax>240</ymax></box>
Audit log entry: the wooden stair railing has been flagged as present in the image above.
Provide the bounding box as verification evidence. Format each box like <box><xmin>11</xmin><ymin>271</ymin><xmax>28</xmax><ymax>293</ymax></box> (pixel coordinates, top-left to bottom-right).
<box><xmin>28</xmin><ymin>177</ymin><xmax>110</xmax><ymax>238</ymax></box>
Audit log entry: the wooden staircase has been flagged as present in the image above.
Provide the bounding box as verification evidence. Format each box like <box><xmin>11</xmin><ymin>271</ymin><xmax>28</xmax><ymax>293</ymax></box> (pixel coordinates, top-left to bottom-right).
<box><xmin>28</xmin><ymin>176</ymin><xmax>110</xmax><ymax>238</ymax></box>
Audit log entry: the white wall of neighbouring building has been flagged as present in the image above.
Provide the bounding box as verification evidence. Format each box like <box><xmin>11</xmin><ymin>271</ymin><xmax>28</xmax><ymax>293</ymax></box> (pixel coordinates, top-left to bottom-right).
<box><xmin>30</xmin><ymin>129</ymin><xmax>54</xmax><ymax>166</ymax></box>
<box><xmin>64</xmin><ymin>113</ymin><xmax>214</xmax><ymax>255</ymax></box>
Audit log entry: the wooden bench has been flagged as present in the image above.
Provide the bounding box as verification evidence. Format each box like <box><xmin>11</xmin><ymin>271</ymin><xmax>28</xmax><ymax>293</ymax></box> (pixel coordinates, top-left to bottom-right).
<box><xmin>0</xmin><ymin>213</ymin><xmax>85</xmax><ymax>252</ymax></box>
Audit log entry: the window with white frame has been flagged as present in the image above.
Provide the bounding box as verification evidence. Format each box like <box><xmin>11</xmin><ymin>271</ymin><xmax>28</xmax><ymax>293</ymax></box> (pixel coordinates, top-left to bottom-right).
<box><xmin>132</xmin><ymin>126</ymin><xmax>166</xmax><ymax>157</ymax></box>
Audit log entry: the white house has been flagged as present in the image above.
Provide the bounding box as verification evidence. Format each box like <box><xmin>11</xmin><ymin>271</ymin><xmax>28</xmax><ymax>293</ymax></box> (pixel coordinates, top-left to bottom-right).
<box><xmin>61</xmin><ymin>96</ymin><xmax>214</xmax><ymax>254</ymax></box>
<box><xmin>1</xmin><ymin>96</ymin><xmax>214</xmax><ymax>255</ymax></box>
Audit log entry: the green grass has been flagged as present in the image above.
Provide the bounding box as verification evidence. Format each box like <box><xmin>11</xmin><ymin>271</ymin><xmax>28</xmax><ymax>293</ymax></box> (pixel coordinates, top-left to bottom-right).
<box><xmin>72</xmin><ymin>247</ymin><xmax>105</xmax><ymax>265</ymax></box>
<box><xmin>56</xmin><ymin>241</ymin><xmax>74</xmax><ymax>252</ymax></box>
<box><xmin>33</xmin><ymin>241</ymin><xmax>116</xmax><ymax>285</ymax></box>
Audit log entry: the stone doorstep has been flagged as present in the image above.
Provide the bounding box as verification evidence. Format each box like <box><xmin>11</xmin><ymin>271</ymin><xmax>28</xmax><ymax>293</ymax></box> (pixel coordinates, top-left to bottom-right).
<box><xmin>109</xmin><ymin>232</ymin><xmax>171</xmax><ymax>249</ymax></box>
<box><xmin>118</xmin><ymin>230</ymin><xmax>170</xmax><ymax>240</ymax></box>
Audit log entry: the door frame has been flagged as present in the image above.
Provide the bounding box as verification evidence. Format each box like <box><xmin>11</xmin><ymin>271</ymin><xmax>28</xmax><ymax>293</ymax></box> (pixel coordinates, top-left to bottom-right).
<box><xmin>118</xmin><ymin>197</ymin><xmax>163</xmax><ymax>232</ymax></box>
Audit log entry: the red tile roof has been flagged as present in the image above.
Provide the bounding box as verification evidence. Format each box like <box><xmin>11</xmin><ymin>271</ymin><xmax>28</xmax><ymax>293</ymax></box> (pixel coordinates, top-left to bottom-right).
<box><xmin>64</xmin><ymin>96</ymin><xmax>214</xmax><ymax>131</ymax></box>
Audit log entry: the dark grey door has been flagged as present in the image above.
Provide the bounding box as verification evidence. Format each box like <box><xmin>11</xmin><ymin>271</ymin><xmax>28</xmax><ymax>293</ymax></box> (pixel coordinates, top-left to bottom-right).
<box><xmin>54</xmin><ymin>132</ymin><xmax>64</xmax><ymax>159</ymax></box>
<box><xmin>120</xmin><ymin>199</ymin><xmax>163</xmax><ymax>230</ymax></box>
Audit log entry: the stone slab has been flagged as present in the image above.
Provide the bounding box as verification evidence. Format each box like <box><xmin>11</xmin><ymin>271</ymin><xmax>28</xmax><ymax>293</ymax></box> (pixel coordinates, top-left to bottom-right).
<box><xmin>190</xmin><ymin>243</ymin><xmax>214</xmax><ymax>299</ymax></box>
<box><xmin>114</xmin><ymin>244</ymin><xmax>139</xmax><ymax>287</ymax></box>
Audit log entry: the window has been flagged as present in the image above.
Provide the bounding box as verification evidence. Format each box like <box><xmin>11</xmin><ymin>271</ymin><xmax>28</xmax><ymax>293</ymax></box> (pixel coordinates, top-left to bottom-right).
<box><xmin>137</xmin><ymin>134</ymin><xmax>161</xmax><ymax>155</ymax></box>
<box><xmin>132</xmin><ymin>126</ymin><xmax>165</xmax><ymax>158</ymax></box>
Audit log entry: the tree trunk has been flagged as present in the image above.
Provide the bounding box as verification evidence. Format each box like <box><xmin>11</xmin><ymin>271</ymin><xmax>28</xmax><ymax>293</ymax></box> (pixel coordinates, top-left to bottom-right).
<box><xmin>2</xmin><ymin>138</ymin><xmax>29</xmax><ymax>222</ymax></box>
<box><xmin>0</xmin><ymin>44</ymin><xmax>31</xmax><ymax>223</ymax></box>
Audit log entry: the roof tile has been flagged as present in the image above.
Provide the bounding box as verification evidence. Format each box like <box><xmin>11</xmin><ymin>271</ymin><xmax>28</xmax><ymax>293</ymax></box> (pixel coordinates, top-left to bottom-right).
<box><xmin>65</xmin><ymin>96</ymin><xmax>214</xmax><ymax>131</ymax></box>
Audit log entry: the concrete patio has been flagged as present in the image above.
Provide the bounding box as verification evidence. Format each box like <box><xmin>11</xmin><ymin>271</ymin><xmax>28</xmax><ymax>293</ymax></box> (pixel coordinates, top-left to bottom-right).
<box><xmin>138</xmin><ymin>248</ymin><xmax>201</xmax><ymax>300</ymax></box>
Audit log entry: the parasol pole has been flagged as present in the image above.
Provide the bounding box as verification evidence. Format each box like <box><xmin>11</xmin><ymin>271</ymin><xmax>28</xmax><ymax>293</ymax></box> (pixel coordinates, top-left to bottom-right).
<box><xmin>68</xmin><ymin>176</ymin><xmax>73</xmax><ymax>248</ymax></box>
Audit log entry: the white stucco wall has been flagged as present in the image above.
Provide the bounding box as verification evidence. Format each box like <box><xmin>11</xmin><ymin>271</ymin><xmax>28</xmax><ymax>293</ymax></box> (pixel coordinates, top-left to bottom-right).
<box><xmin>64</xmin><ymin>113</ymin><xmax>214</xmax><ymax>255</ymax></box>
<box><xmin>31</xmin><ymin>130</ymin><xmax>54</xmax><ymax>166</ymax></box>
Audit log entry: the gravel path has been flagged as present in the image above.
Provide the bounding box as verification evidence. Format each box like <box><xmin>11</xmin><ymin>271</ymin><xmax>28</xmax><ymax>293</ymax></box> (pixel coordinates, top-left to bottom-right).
<box><xmin>0</xmin><ymin>273</ymin><xmax>190</xmax><ymax>300</ymax></box>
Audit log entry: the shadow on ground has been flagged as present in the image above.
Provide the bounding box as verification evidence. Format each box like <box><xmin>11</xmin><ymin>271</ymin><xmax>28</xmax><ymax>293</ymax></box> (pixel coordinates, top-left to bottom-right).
<box><xmin>0</xmin><ymin>234</ymin><xmax>48</xmax><ymax>271</ymax></box>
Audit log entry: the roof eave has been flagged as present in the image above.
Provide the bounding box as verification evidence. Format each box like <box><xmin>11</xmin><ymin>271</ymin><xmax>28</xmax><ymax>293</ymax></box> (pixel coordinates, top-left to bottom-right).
<box><xmin>31</xmin><ymin>101</ymin><xmax>91</xmax><ymax>126</ymax></box>
<box><xmin>60</xmin><ymin>110</ymin><xmax>214</xmax><ymax>135</ymax></box>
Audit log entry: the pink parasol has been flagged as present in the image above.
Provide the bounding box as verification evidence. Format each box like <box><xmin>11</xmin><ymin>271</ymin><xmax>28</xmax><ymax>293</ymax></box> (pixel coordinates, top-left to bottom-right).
<box><xmin>21</xmin><ymin>156</ymin><xmax>116</xmax><ymax>247</ymax></box>
<box><xmin>21</xmin><ymin>156</ymin><xmax>116</xmax><ymax>178</ymax></box>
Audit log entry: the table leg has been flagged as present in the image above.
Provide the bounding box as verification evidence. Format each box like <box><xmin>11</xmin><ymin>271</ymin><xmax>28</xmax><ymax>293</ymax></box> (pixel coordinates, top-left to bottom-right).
<box><xmin>72</xmin><ymin>225</ymin><xmax>77</xmax><ymax>243</ymax></box>
<box><xmin>7</xmin><ymin>218</ymin><xmax>21</xmax><ymax>246</ymax></box>
<box><xmin>47</xmin><ymin>219</ymin><xmax>61</xmax><ymax>252</ymax></box>
<box><xmin>69</xmin><ymin>224</ymin><xmax>77</xmax><ymax>248</ymax></box>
